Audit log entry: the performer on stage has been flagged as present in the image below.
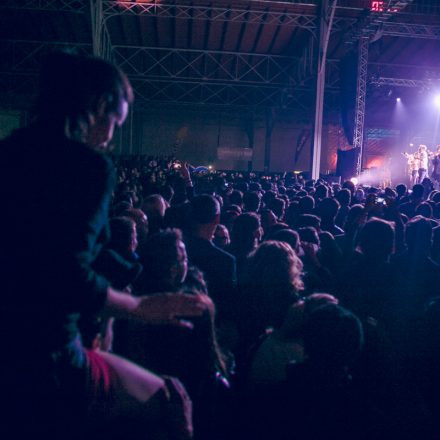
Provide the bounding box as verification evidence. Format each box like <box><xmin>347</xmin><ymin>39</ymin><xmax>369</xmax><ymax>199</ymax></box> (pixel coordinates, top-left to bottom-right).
<box><xmin>431</xmin><ymin>145</ymin><xmax>440</xmax><ymax>184</ymax></box>
<box><xmin>416</xmin><ymin>144</ymin><xmax>429</xmax><ymax>183</ymax></box>
<box><xmin>403</xmin><ymin>151</ymin><xmax>419</xmax><ymax>186</ymax></box>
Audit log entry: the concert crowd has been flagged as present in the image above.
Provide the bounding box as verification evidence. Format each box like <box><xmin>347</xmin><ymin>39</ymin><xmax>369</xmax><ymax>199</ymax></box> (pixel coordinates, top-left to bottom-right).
<box><xmin>3</xmin><ymin>52</ymin><xmax>440</xmax><ymax>440</ymax></box>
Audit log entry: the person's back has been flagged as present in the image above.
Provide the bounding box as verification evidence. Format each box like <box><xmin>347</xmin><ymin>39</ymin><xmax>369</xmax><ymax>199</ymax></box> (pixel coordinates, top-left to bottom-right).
<box><xmin>184</xmin><ymin>195</ymin><xmax>236</xmax><ymax>320</ymax></box>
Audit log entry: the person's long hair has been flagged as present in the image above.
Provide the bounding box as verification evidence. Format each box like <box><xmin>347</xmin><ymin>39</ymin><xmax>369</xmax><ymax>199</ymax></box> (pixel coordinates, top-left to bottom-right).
<box><xmin>242</xmin><ymin>240</ymin><xmax>303</xmax><ymax>333</ymax></box>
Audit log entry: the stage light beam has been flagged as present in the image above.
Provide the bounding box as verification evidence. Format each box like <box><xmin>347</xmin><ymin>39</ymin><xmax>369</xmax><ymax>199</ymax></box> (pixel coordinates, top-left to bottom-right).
<box><xmin>435</xmin><ymin>95</ymin><xmax>440</xmax><ymax>108</ymax></box>
<box><xmin>396</xmin><ymin>97</ymin><xmax>401</xmax><ymax>102</ymax></box>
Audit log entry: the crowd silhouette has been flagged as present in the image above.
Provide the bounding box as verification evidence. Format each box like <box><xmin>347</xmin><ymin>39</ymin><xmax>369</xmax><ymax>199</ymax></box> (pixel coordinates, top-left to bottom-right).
<box><xmin>2</xmin><ymin>51</ymin><xmax>440</xmax><ymax>439</ymax></box>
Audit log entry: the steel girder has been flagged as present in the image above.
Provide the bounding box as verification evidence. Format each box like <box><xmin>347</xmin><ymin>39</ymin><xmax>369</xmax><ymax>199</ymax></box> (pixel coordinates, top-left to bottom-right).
<box><xmin>1</xmin><ymin>0</ymin><xmax>86</xmax><ymax>13</ymax></box>
<box><xmin>113</xmin><ymin>46</ymin><xmax>301</xmax><ymax>86</ymax></box>
<box><xmin>102</xmin><ymin>1</ymin><xmax>322</xmax><ymax>34</ymax></box>
<box><xmin>370</xmin><ymin>76</ymin><xmax>440</xmax><ymax>88</ymax></box>
<box><xmin>382</xmin><ymin>21</ymin><xmax>440</xmax><ymax>40</ymax></box>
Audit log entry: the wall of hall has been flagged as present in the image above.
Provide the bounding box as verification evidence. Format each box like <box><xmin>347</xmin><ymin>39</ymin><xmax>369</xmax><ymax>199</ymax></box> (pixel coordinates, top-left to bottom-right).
<box><xmin>115</xmin><ymin>106</ymin><xmax>350</xmax><ymax>174</ymax></box>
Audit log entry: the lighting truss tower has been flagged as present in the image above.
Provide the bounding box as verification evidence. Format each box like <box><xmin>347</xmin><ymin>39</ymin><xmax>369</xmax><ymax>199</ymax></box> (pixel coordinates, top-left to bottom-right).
<box><xmin>353</xmin><ymin>37</ymin><xmax>369</xmax><ymax>176</ymax></box>
<box><xmin>311</xmin><ymin>0</ymin><xmax>337</xmax><ymax>180</ymax></box>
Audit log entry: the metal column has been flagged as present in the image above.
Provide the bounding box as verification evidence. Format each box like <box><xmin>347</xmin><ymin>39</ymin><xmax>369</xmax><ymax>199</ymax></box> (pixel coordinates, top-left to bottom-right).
<box><xmin>311</xmin><ymin>0</ymin><xmax>337</xmax><ymax>180</ymax></box>
<box><xmin>90</xmin><ymin>0</ymin><xmax>113</xmax><ymax>60</ymax></box>
<box><xmin>353</xmin><ymin>37</ymin><xmax>369</xmax><ymax>176</ymax></box>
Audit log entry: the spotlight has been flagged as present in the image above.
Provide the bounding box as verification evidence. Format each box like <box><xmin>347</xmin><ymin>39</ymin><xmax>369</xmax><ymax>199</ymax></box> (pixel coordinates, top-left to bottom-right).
<box><xmin>409</xmin><ymin>143</ymin><xmax>414</xmax><ymax>147</ymax></box>
<box><xmin>435</xmin><ymin>95</ymin><xmax>440</xmax><ymax>108</ymax></box>
<box><xmin>350</xmin><ymin>177</ymin><xmax>358</xmax><ymax>185</ymax></box>
<box><xmin>208</xmin><ymin>165</ymin><xmax>213</xmax><ymax>170</ymax></box>
<box><xmin>396</xmin><ymin>97</ymin><xmax>401</xmax><ymax>102</ymax></box>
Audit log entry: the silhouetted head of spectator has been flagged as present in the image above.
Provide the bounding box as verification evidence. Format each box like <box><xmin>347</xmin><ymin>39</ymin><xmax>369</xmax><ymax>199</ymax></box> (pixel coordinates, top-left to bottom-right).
<box><xmin>120</xmin><ymin>208</ymin><xmax>149</xmax><ymax>249</ymax></box>
<box><xmin>229</xmin><ymin>190</ymin><xmax>243</xmax><ymax>208</ymax></box>
<box><xmin>396</xmin><ymin>183</ymin><xmax>407</xmax><ymax>198</ymax></box>
<box><xmin>296</xmin><ymin>214</ymin><xmax>321</xmax><ymax>232</ymax></box>
<box><xmin>358</xmin><ymin>218</ymin><xmax>395</xmax><ymax>261</ymax></box>
<box><xmin>406</xmin><ymin>215</ymin><xmax>432</xmax><ymax>256</ymax></box>
<box><xmin>384</xmin><ymin>187</ymin><xmax>397</xmax><ymax>199</ymax></box>
<box><xmin>260</xmin><ymin>208</ymin><xmax>278</xmax><ymax>234</ymax></box>
<box><xmin>412</xmin><ymin>184</ymin><xmax>424</xmax><ymax>200</ymax></box>
<box><xmin>432</xmin><ymin>192</ymin><xmax>440</xmax><ymax>204</ymax></box>
<box><xmin>230</xmin><ymin>212</ymin><xmax>262</xmax><ymax>254</ymax></box>
<box><xmin>298</xmin><ymin>227</ymin><xmax>320</xmax><ymax>250</ymax></box>
<box><xmin>246</xmin><ymin>240</ymin><xmax>303</xmax><ymax>328</ymax></box>
<box><xmin>213</xmin><ymin>224</ymin><xmax>230</xmax><ymax>249</ymax></box>
<box><xmin>262</xmin><ymin>190</ymin><xmax>277</xmax><ymax>206</ymax></box>
<box><xmin>342</xmin><ymin>180</ymin><xmax>355</xmax><ymax>195</ymax></box>
<box><xmin>108</xmin><ymin>216</ymin><xmax>137</xmax><ymax>258</ymax></box>
<box><xmin>227</xmin><ymin>204</ymin><xmax>242</xmax><ymax>215</ymax></box>
<box><xmin>336</xmin><ymin>188</ymin><xmax>351</xmax><ymax>207</ymax></box>
<box><xmin>303</xmin><ymin>304</ymin><xmax>363</xmax><ymax>369</ymax></box>
<box><xmin>298</xmin><ymin>195</ymin><xmax>315</xmax><ymax>214</ymax></box>
<box><xmin>138</xmin><ymin>228</ymin><xmax>188</xmax><ymax>291</ymax></box>
<box><xmin>235</xmin><ymin>181</ymin><xmax>249</xmax><ymax>193</ymax></box>
<box><xmin>267</xmin><ymin>197</ymin><xmax>286</xmax><ymax>220</ymax></box>
<box><xmin>243</xmin><ymin>191</ymin><xmax>261</xmax><ymax>213</ymax></box>
<box><xmin>345</xmin><ymin>204</ymin><xmax>364</xmax><ymax>229</ymax></box>
<box><xmin>314</xmin><ymin>184</ymin><xmax>328</xmax><ymax>201</ymax></box>
<box><xmin>270</xmin><ymin>228</ymin><xmax>301</xmax><ymax>254</ymax></box>
<box><xmin>220</xmin><ymin>209</ymin><xmax>240</xmax><ymax>233</ymax></box>
<box><xmin>249</xmin><ymin>182</ymin><xmax>262</xmax><ymax>192</ymax></box>
<box><xmin>190</xmin><ymin>194</ymin><xmax>221</xmax><ymax>239</ymax></box>
<box><xmin>112</xmin><ymin>200</ymin><xmax>132</xmax><ymax>217</ymax></box>
<box><xmin>318</xmin><ymin>197</ymin><xmax>340</xmax><ymax>223</ymax></box>
<box><xmin>35</xmin><ymin>51</ymin><xmax>133</xmax><ymax>147</ymax></box>
<box><xmin>285</xmin><ymin>201</ymin><xmax>299</xmax><ymax>228</ymax></box>
<box><xmin>415</xmin><ymin>202</ymin><xmax>433</xmax><ymax>219</ymax></box>
<box><xmin>435</xmin><ymin>202</ymin><xmax>440</xmax><ymax>219</ymax></box>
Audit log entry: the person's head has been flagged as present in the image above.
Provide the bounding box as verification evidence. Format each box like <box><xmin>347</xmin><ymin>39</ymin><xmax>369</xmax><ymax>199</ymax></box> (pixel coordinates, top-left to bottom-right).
<box><xmin>190</xmin><ymin>194</ymin><xmax>221</xmax><ymax>239</ymax></box>
<box><xmin>298</xmin><ymin>195</ymin><xmax>315</xmax><ymax>214</ymax></box>
<box><xmin>230</xmin><ymin>212</ymin><xmax>262</xmax><ymax>253</ymax></box>
<box><xmin>243</xmin><ymin>191</ymin><xmax>261</xmax><ymax>213</ymax></box>
<box><xmin>139</xmin><ymin>228</ymin><xmax>188</xmax><ymax>290</ymax></box>
<box><xmin>406</xmin><ymin>215</ymin><xmax>432</xmax><ymax>256</ymax></box>
<box><xmin>358</xmin><ymin>218</ymin><xmax>395</xmax><ymax>260</ymax></box>
<box><xmin>415</xmin><ymin>202</ymin><xmax>433</xmax><ymax>219</ymax></box>
<box><xmin>318</xmin><ymin>197</ymin><xmax>340</xmax><ymax>222</ymax></box>
<box><xmin>267</xmin><ymin>197</ymin><xmax>286</xmax><ymax>220</ymax></box>
<box><xmin>303</xmin><ymin>304</ymin><xmax>363</xmax><ymax>369</ymax></box>
<box><xmin>35</xmin><ymin>51</ymin><xmax>132</xmax><ymax>149</ymax></box>
<box><xmin>229</xmin><ymin>190</ymin><xmax>244</xmax><ymax>208</ymax></box>
<box><xmin>419</xmin><ymin>144</ymin><xmax>427</xmax><ymax>153</ymax></box>
<box><xmin>121</xmin><ymin>208</ymin><xmax>149</xmax><ymax>248</ymax></box>
<box><xmin>295</xmin><ymin>214</ymin><xmax>321</xmax><ymax>231</ymax></box>
<box><xmin>270</xmin><ymin>229</ymin><xmax>301</xmax><ymax>254</ymax></box>
<box><xmin>336</xmin><ymin>188</ymin><xmax>351</xmax><ymax>207</ymax></box>
<box><xmin>142</xmin><ymin>194</ymin><xmax>167</xmax><ymax>220</ymax></box>
<box><xmin>342</xmin><ymin>180</ymin><xmax>355</xmax><ymax>195</ymax></box>
<box><xmin>213</xmin><ymin>224</ymin><xmax>230</xmax><ymax>249</ymax></box>
<box><xmin>298</xmin><ymin>227</ymin><xmax>320</xmax><ymax>251</ymax></box>
<box><xmin>395</xmin><ymin>184</ymin><xmax>407</xmax><ymax>197</ymax></box>
<box><xmin>346</xmin><ymin>204</ymin><xmax>364</xmax><ymax>228</ymax></box>
<box><xmin>246</xmin><ymin>240</ymin><xmax>303</xmax><ymax>327</ymax></box>
<box><xmin>260</xmin><ymin>208</ymin><xmax>278</xmax><ymax>233</ymax></box>
<box><xmin>412</xmin><ymin>184</ymin><xmax>424</xmax><ymax>200</ymax></box>
<box><xmin>108</xmin><ymin>216</ymin><xmax>137</xmax><ymax>256</ymax></box>
<box><xmin>314</xmin><ymin>184</ymin><xmax>328</xmax><ymax>200</ymax></box>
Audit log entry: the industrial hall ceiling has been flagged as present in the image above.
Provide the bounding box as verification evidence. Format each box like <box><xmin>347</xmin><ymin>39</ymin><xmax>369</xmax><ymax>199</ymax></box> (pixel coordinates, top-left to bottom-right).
<box><xmin>1</xmin><ymin>0</ymin><xmax>440</xmax><ymax>124</ymax></box>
